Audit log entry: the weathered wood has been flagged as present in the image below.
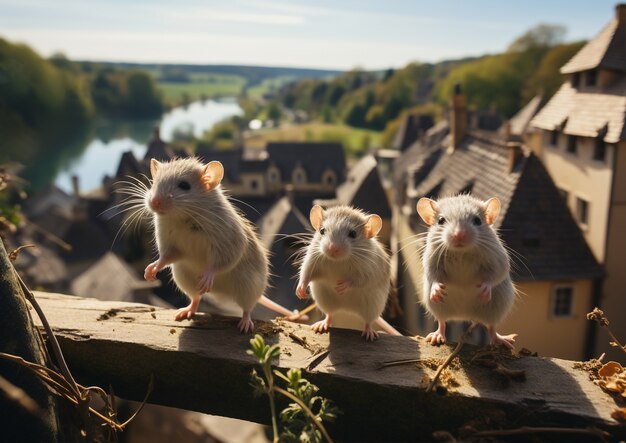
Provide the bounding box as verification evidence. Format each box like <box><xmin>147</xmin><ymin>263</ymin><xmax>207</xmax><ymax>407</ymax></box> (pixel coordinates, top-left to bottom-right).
<box><xmin>31</xmin><ymin>291</ymin><xmax>625</xmax><ymax>441</ymax></box>
<box><xmin>0</xmin><ymin>244</ymin><xmax>61</xmax><ymax>443</ymax></box>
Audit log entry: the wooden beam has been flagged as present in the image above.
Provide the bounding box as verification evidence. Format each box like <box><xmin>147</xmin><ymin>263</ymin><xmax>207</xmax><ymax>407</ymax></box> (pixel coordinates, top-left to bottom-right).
<box><xmin>31</xmin><ymin>292</ymin><xmax>624</xmax><ymax>441</ymax></box>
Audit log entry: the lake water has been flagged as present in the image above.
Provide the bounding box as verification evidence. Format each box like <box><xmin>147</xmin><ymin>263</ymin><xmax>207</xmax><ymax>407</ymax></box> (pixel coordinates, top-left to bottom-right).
<box><xmin>55</xmin><ymin>99</ymin><xmax>242</xmax><ymax>193</ymax></box>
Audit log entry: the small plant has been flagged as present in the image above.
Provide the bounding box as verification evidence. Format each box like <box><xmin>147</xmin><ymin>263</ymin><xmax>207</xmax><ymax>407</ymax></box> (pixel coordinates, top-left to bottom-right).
<box><xmin>247</xmin><ymin>334</ymin><xmax>340</xmax><ymax>443</ymax></box>
<box><xmin>587</xmin><ymin>307</ymin><xmax>626</xmax><ymax>354</ymax></box>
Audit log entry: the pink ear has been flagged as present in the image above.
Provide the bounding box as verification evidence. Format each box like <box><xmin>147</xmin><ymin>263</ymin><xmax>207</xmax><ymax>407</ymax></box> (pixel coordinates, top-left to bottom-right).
<box><xmin>416</xmin><ymin>198</ymin><xmax>438</xmax><ymax>225</ymax></box>
<box><xmin>310</xmin><ymin>205</ymin><xmax>324</xmax><ymax>231</ymax></box>
<box><xmin>150</xmin><ymin>159</ymin><xmax>161</xmax><ymax>178</ymax></box>
<box><xmin>201</xmin><ymin>161</ymin><xmax>224</xmax><ymax>191</ymax></box>
<box><xmin>484</xmin><ymin>197</ymin><xmax>501</xmax><ymax>225</ymax></box>
<box><xmin>364</xmin><ymin>214</ymin><xmax>383</xmax><ymax>239</ymax></box>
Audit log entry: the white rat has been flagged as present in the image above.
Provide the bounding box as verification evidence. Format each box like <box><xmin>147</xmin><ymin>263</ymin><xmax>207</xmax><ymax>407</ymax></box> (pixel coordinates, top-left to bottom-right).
<box><xmin>142</xmin><ymin>157</ymin><xmax>295</xmax><ymax>332</ymax></box>
<box><xmin>416</xmin><ymin>195</ymin><xmax>516</xmax><ymax>349</ymax></box>
<box><xmin>296</xmin><ymin>205</ymin><xmax>400</xmax><ymax>341</ymax></box>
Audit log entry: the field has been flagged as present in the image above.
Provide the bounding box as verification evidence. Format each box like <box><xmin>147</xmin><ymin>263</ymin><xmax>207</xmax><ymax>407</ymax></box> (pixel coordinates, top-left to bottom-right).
<box><xmin>244</xmin><ymin>122</ymin><xmax>383</xmax><ymax>158</ymax></box>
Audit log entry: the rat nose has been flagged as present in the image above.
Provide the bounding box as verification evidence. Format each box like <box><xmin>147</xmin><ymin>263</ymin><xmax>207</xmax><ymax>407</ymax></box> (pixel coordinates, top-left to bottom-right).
<box><xmin>326</xmin><ymin>243</ymin><xmax>343</xmax><ymax>258</ymax></box>
<box><xmin>150</xmin><ymin>196</ymin><xmax>164</xmax><ymax>211</ymax></box>
<box><xmin>452</xmin><ymin>229</ymin><xmax>466</xmax><ymax>244</ymax></box>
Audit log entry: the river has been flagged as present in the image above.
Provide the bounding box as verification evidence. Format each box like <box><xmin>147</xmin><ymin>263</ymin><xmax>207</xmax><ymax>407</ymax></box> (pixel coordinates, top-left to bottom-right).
<box><xmin>54</xmin><ymin>99</ymin><xmax>242</xmax><ymax>193</ymax></box>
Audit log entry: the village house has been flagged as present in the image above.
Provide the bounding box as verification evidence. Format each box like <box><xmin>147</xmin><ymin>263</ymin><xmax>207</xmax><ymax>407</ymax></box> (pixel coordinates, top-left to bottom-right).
<box><xmin>529</xmin><ymin>3</ymin><xmax>626</xmax><ymax>360</ymax></box>
<box><xmin>392</xmin><ymin>85</ymin><xmax>603</xmax><ymax>360</ymax></box>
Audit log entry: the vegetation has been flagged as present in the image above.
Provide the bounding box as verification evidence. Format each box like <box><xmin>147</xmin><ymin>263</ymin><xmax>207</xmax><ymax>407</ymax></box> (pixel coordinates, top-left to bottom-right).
<box><xmin>248</xmin><ymin>334</ymin><xmax>339</xmax><ymax>443</ymax></box>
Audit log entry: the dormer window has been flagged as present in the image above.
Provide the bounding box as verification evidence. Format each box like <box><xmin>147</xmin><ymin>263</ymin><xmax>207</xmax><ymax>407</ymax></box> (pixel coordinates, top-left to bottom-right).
<box><xmin>567</xmin><ymin>135</ymin><xmax>578</xmax><ymax>155</ymax></box>
<box><xmin>593</xmin><ymin>137</ymin><xmax>607</xmax><ymax>162</ymax></box>
<box><xmin>321</xmin><ymin>169</ymin><xmax>337</xmax><ymax>187</ymax></box>
<box><xmin>292</xmin><ymin>164</ymin><xmax>307</xmax><ymax>184</ymax></box>
<box><xmin>549</xmin><ymin>130</ymin><xmax>559</xmax><ymax>147</ymax></box>
<box><xmin>571</xmin><ymin>73</ymin><xmax>580</xmax><ymax>87</ymax></box>
<box><xmin>585</xmin><ymin>70</ymin><xmax>597</xmax><ymax>87</ymax></box>
<box><xmin>267</xmin><ymin>165</ymin><xmax>281</xmax><ymax>184</ymax></box>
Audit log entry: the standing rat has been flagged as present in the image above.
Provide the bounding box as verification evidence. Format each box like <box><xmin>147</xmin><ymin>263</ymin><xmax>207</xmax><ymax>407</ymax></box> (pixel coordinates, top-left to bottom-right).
<box><xmin>142</xmin><ymin>157</ymin><xmax>295</xmax><ymax>332</ymax></box>
<box><xmin>416</xmin><ymin>195</ymin><xmax>516</xmax><ymax>349</ymax></box>
<box><xmin>296</xmin><ymin>205</ymin><xmax>401</xmax><ymax>341</ymax></box>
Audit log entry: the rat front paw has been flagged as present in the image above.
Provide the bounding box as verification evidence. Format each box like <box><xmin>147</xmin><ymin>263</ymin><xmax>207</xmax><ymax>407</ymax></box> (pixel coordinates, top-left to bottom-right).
<box><xmin>430</xmin><ymin>282</ymin><xmax>446</xmax><ymax>303</ymax></box>
<box><xmin>477</xmin><ymin>282</ymin><xmax>492</xmax><ymax>303</ymax></box>
<box><xmin>335</xmin><ymin>279</ymin><xmax>352</xmax><ymax>295</ymax></box>
<box><xmin>296</xmin><ymin>282</ymin><xmax>309</xmax><ymax>299</ymax></box>
<box><xmin>425</xmin><ymin>330</ymin><xmax>446</xmax><ymax>345</ymax></box>
<box><xmin>144</xmin><ymin>261</ymin><xmax>159</xmax><ymax>281</ymax></box>
<box><xmin>361</xmin><ymin>324</ymin><xmax>379</xmax><ymax>342</ymax></box>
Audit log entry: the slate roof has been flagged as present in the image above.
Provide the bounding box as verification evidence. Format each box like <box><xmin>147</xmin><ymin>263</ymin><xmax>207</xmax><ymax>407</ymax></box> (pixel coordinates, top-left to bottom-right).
<box><xmin>392</xmin><ymin>114</ymin><xmax>434</xmax><ymax>151</ymax></box>
<box><xmin>258</xmin><ymin>197</ymin><xmax>311</xmax><ymax>311</ymax></box>
<box><xmin>405</xmin><ymin>131</ymin><xmax>602</xmax><ymax>281</ymax></box>
<box><xmin>507</xmin><ymin>95</ymin><xmax>545</xmax><ymax>137</ymax></box>
<box><xmin>561</xmin><ymin>7</ymin><xmax>626</xmax><ymax>74</ymax></box>
<box><xmin>335</xmin><ymin>155</ymin><xmax>391</xmax><ymax>218</ymax></box>
<box><xmin>70</xmin><ymin>252</ymin><xmax>159</xmax><ymax>302</ymax></box>
<box><xmin>265</xmin><ymin>142</ymin><xmax>346</xmax><ymax>183</ymax></box>
<box><xmin>530</xmin><ymin>79</ymin><xmax>626</xmax><ymax>143</ymax></box>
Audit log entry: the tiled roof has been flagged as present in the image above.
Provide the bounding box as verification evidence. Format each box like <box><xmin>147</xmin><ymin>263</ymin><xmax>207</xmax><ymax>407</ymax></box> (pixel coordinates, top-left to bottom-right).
<box><xmin>392</xmin><ymin>114</ymin><xmax>434</xmax><ymax>151</ymax></box>
<box><xmin>406</xmin><ymin>132</ymin><xmax>602</xmax><ymax>281</ymax></box>
<box><xmin>561</xmin><ymin>13</ymin><xmax>626</xmax><ymax>73</ymax></box>
<box><xmin>507</xmin><ymin>95</ymin><xmax>545</xmax><ymax>137</ymax></box>
<box><xmin>335</xmin><ymin>155</ymin><xmax>391</xmax><ymax>218</ymax></box>
<box><xmin>266</xmin><ymin>142</ymin><xmax>346</xmax><ymax>183</ymax></box>
<box><xmin>530</xmin><ymin>80</ymin><xmax>626</xmax><ymax>143</ymax></box>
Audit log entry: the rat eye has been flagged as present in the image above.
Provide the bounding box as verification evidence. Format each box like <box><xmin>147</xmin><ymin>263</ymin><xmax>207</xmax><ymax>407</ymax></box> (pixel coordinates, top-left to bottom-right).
<box><xmin>319</xmin><ymin>227</ymin><xmax>326</xmax><ymax>235</ymax></box>
<box><xmin>348</xmin><ymin>229</ymin><xmax>357</xmax><ymax>239</ymax></box>
<box><xmin>178</xmin><ymin>180</ymin><xmax>191</xmax><ymax>191</ymax></box>
<box><xmin>473</xmin><ymin>216</ymin><xmax>482</xmax><ymax>226</ymax></box>
<box><xmin>437</xmin><ymin>216</ymin><xmax>446</xmax><ymax>225</ymax></box>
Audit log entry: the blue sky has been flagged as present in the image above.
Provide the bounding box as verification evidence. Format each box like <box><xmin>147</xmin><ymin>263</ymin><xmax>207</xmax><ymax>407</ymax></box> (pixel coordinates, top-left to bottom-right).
<box><xmin>0</xmin><ymin>0</ymin><xmax>618</xmax><ymax>69</ymax></box>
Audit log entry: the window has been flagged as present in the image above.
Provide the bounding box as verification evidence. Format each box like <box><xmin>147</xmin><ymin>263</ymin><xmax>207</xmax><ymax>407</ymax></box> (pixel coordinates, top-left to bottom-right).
<box><xmin>586</xmin><ymin>69</ymin><xmax>597</xmax><ymax>87</ymax></box>
<box><xmin>576</xmin><ymin>197</ymin><xmax>589</xmax><ymax>227</ymax></box>
<box><xmin>267</xmin><ymin>166</ymin><xmax>281</xmax><ymax>184</ymax></box>
<box><xmin>552</xmin><ymin>286</ymin><xmax>574</xmax><ymax>317</ymax></box>
<box><xmin>250</xmin><ymin>179</ymin><xmax>258</xmax><ymax>190</ymax></box>
<box><xmin>571</xmin><ymin>73</ymin><xmax>580</xmax><ymax>87</ymax></box>
<box><xmin>567</xmin><ymin>135</ymin><xmax>578</xmax><ymax>155</ymax></box>
<box><xmin>321</xmin><ymin>169</ymin><xmax>337</xmax><ymax>187</ymax></box>
<box><xmin>292</xmin><ymin>166</ymin><xmax>307</xmax><ymax>184</ymax></box>
<box><xmin>549</xmin><ymin>130</ymin><xmax>559</xmax><ymax>147</ymax></box>
<box><xmin>593</xmin><ymin>138</ymin><xmax>607</xmax><ymax>162</ymax></box>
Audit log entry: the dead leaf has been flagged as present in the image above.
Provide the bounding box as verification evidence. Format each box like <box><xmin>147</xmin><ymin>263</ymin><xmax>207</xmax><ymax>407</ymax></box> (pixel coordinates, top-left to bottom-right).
<box><xmin>598</xmin><ymin>361</ymin><xmax>623</xmax><ymax>377</ymax></box>
<box><xmin>611</xmin><ymin>407</ymin><xmax>626</xmax><ymax>422</ymax></box>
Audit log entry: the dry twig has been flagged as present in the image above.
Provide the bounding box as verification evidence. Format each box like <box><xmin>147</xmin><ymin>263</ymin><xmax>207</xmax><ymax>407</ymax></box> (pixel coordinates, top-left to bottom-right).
<box><xmin>427</xmin><ymin>323</ymin><xmax>476</xmax><ymax>393</ymax></box>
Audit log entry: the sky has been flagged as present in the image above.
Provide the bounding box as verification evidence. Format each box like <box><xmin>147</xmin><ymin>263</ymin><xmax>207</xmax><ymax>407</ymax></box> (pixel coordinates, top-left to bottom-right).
<box><xmin>0</xmin><ymin>0</ymin><xmax>619</xmax><ymax>70</ymax></box>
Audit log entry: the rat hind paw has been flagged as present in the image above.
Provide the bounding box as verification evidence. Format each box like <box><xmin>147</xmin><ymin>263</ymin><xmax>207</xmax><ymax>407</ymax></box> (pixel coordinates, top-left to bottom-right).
<box><xmin>425</xmin><ymin>330</ymin><xmax>446</xmax><ymax>346</ymax></box>
<box><xmin>361</xmin><ymin>324</ymin><xmax>379</xmax><ymax>342</ymax></box>
<box><xmin>490</xmin><ymin>332</ymin><xmax>517</xmax><ymax>350</ymax></box>
<box><xmin>237</xmin><ymin>317</ymin><xmax>254</xmax><ymax>334</ymax></box>
<box><xmin>174</xmin><ymin>306</ymin><xmax>196</xmax><ymax>321</ymax></box>
<box><xmin>311</xmin><ymin>316</ymin><xmax>332</xmax><ymax>334</ymax></box>
<box><xmin>144</xmin><ymin>261</ymin><xmax>159</xmax><ymax>281</ymax></box>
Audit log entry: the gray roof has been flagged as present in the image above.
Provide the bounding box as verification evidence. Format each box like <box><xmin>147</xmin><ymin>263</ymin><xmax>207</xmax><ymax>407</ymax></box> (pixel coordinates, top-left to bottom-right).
<box><xmin>70</xmin><ymin>252</ymin><xmax>159</xmax><ymax>302</ymax></box>
<box><xmin>335</xmin><ymin>155</ymin><xmax>391</xmax><ymax>218</ymax></box>
<box><xmin>196</xmin><ymin>148</ymin><xmax>242</xmax><ymax>183</ymax></box>
<box><xmin>266</xmin><ymin>142</ymin><xmax>346</xmax><ymax>183</ymax></box>
<box><xmin>561</xmin><ymin>7</ymin><xmax>626</xmax><ymax>74</ymax></box>
<box><xmin>402</xmin><ymin>129</ymin><xmax>602</xmax><ymax>281</ymax></box>
<box><xmin>258</xmin><ymin>197</ymin><xmax>311</xmax><ymax>311</ymax></box>
<box><xmin>507</xmin><ymin>95</ymin><xmax>545</xmax><ymax>137</ymax></box>
<box><xmin>392</xmin><ymin>114</ymin><xmax>434</xmax><ymax>151</ymax></box>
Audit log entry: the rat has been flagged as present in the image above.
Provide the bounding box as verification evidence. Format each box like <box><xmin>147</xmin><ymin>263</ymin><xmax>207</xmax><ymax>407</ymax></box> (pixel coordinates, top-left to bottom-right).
<box><xmin>416</xmin><ymin>195</ymin><xmax>516</xmax><ymax>349</ymax></box>
<box><xmin>142</xmin><ymin>157</ymin><xmax>297</xmax><ymax>333</ymax></box>
<box><xmin>296</xmin><ymin>205</ymin><xmax>401</xmax><ymax>341</ymax></box>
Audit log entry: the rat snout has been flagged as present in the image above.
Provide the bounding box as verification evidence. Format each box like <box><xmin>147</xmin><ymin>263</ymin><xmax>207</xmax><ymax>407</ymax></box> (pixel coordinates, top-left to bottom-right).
<box><xmin>451</xmin><ymin>228</ymin><xmax>468</xmax><ymax>247</ymax></box>
<box><xmin>325</xmin><ymin>242</ymin><xmax>345</xmax><ymax>259</ymax></box>
<box><xmin>149</xmin><ymin>195</ymin><xmax>168</xmax><ymax>214</ymax></box>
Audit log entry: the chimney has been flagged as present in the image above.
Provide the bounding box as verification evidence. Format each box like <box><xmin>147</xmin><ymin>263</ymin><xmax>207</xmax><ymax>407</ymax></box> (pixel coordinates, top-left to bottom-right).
<box><xmin>617</xmin><ymin>3</ymin><xmax>626</xmax><ymax>25</ymax></box>
<box><xmin>71</xmin><ymin>175</ymin><xmax>80</xmax><ymax>197</ymax></box>
<box><xmin>152</xmin><ymin>126</ymin><xmax>161</xmax><ymax>141</ymax></box>
<box><xmin>449</xmin><ymin>83</ymin><xmax>467</xmax><ymax>152</ymax></box>
<box><xmin>507</xmin><ymin>142</ymin><xmax>524</xmax><ymax>173</ymax></box>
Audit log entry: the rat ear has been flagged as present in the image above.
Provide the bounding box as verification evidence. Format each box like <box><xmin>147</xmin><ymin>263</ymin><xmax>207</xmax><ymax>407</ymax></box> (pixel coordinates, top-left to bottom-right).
<box><xmin>364</xmin><ymin>214</ymin><xmax>383</xmax><ymax>239</ymax></box>
<box><xmin>202</xmin><ymin>161</ymin><xmax>224</xmax><ymax>191</ymax></box>
<box><xmin>310</xmin><ymin>205</ymin><xmax>325</xmax><ymax>231</ymax></box>
<box><xmin>484</xmin><ymin>197</ymin><xmax>501</xmax><ymax>225</ymax></box>
<box><xmin>150</xmin><ymin>159</ymin><xmax>161</xmax><ymax>178</ymax></box>
<box><xmin>416</xmin><ymin>198</ymin><xmax>438</xmax><ymax>225</ymax></box>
